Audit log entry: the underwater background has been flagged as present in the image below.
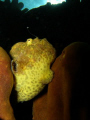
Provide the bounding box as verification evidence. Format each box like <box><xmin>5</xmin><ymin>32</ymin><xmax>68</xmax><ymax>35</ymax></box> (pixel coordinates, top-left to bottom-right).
<box><xmin>0</xmin><ymin>0</ymin><xmax>90</xmax><ymax>119</ymax></box>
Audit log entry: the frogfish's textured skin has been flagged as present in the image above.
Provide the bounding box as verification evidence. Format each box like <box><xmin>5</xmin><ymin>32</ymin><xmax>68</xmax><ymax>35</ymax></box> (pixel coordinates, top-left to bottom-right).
<box><xmin>10</xmin><ymin>37</ymin><xmax>56</xmax><ymax>102</ymax></box>
<box><xmin>0</xmin><ymin>47</ymin><xmax>15</xmax><ymax>120</ymax></box>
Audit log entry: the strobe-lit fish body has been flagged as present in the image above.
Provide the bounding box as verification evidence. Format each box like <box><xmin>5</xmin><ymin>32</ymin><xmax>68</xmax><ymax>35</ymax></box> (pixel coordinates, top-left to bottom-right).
<box><xmin>10</xmin><ymin>37</ymin><xmax>56</xmax><ymax>102</ymax></box>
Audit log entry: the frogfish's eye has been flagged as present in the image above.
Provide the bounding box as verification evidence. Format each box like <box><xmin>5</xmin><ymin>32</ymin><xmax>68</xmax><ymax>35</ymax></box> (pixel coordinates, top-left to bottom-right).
<box><xmin>11</xmin><ymin>60</ymin><xmax>17</xmax><ymax>72</ymax></box>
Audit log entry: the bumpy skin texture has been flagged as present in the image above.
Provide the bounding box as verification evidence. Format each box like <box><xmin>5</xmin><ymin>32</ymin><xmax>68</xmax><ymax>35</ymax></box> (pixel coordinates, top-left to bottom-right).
<box><xmin>10</xmin><ymin>37</ymin><xmax>56</xmax><ymax>102</ymax></box>
<box><xmin>0</xmin><ymin>47</ymin><xmax>15</xmax><ymax>120</ymax></box>
<box><xmin>33</xmin><ymin>42</ymin><xmax>90</xmax><ymax>120</ymax></box>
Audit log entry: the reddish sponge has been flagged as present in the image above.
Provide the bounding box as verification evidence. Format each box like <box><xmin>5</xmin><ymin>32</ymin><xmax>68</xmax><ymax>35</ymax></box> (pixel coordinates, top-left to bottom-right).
<box><xmin>33</xmin><ymin>42</ymin><xmax>90</xmax><ymax>120</ymax></box>
<box><xmin>0</xmin><ymin>47</ymin><xmax>15</xmax><ymax>120</ymax></box>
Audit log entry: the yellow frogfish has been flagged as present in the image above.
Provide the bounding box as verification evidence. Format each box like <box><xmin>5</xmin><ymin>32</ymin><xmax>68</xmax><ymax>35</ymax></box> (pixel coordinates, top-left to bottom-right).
<box><xmin>10</xmin><ymin>37</ymin><xmax>56</xmax><ymax>102</ymax></box>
